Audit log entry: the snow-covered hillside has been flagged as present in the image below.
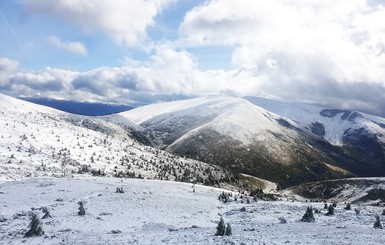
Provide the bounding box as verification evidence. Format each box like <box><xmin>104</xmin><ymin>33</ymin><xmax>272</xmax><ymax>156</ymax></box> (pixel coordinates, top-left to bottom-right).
<box><xmin>245</xmin><ymin>96</ymin><xmax>385</xmax><ymax>146</ymax></box>
<box><xmin>289</xmin><ymin>177</ymin><xmax>385</xmax><ymax>205</ymax></box>
<box><xmin>120</xmin><ymin>96</ymin><xmax>352</xmax><ymax>187</ymax></box>
<box><xmin>0</xmin><ymin>93</ymin><xmax>235</xmax><ymax>186</ymax></box>
<box><xmin>1</xmin><ymin>177</ymin><xmax>385</xmax><ymax>244</ymax></box>
<box><xmin>122</xmin><ymin>96</ymin><xmax>294</xmax><ymax>144</ymax></box>
<box><xmin>245</xmin><ymin>96</ymin><xmax>385</xmax><ymax>177</ymax></box>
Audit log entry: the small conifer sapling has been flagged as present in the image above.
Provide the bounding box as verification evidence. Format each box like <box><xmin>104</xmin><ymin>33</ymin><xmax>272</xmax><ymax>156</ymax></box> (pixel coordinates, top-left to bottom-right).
<box><xmin>78</xmin><ymin>201</ymin><xmax>85</xmax><ymax>216</ymax></box>
<box><xmin>301</xmin><ymin>206</ymin><xmax>315</xmax><ymax>222</ymax></box>
<box><xmin>215</xmin><ymin>217</ymin><xmax>226</xmax><ymax>236</ymax></box>
<box><xmin>24</xmin><ymin>213</ymin><xmax>44</xmax><ymax>237</ymax></box>
<box><xmin>326</xmin><ymin>205</ymin><xmax>334</xmax><ymax>216</ymax></box>
<box><xmin>374</xmin><ymin>215</ymin><xmax>383</xmax><ymax>229</ymax></box>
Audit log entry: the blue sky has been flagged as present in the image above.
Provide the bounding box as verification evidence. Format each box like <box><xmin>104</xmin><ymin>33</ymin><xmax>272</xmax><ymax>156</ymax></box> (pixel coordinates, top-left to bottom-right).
<box><xmin>1</xmin><ymin>0</ymin><xmax>385</xmax><ymax>117</ymax></box>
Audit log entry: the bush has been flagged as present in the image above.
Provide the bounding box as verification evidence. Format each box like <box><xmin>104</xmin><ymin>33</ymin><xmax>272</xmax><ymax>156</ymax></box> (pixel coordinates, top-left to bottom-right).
<box><xmin>278</xmin><ymin>217</ymin><xmax>287</xmax><ymax>224</ymax></box>
<box><xmin>301</xmin><ymin>206</ymin><xmax>315</xmax><ymax>222</ymax></box>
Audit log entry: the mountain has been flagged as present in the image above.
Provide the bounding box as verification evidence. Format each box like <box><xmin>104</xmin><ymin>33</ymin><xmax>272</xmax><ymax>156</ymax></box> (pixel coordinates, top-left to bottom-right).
<box><xmin>120</xmin><ymin>96</ymin><xmax>354</xmax><ymax>187</ymax></box>
<box><xmin>288</xmin><ymin>177</ymin><xmax>385</xmax><ymax>204</ymax></box>
<box><xmin>0</xmin><ymin>93</ymin><xmax>236</xmax><ymax>187</ymax></box>
<box><xmin>20</xmin><ymin>97</ymin><xmax>135</xmax><ymax>116</ymax></box>
<box><xmin>244</xmin><ymin>96</ymin><xmax>385</xmax><ymax>177</ymax></box>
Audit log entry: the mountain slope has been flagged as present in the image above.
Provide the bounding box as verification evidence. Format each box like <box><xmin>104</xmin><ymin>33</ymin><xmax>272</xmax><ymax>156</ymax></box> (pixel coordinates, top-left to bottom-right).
<box><xmin>288</xmin><ymin>177</ymin><xmax>385</xmax><ymax>204</ymax></box>
<box><xmin>245</xmin><ymin>96</ymin><xmax>385</xmax><ymax>177</ymax></box>
<box><xmin>121</xmin><ymin>96</ymin><xmax>352</xmax><ymax>187</ymax></box>
<box><xmin>0</xmin><ymin>93</ymin><xmax>235</xmax><ymax>186</ymax></box>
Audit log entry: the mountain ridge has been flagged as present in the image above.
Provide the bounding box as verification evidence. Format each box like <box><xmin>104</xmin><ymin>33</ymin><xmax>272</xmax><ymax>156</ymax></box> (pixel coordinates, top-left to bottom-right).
<box><xmin>120</xmin><ymin>95</ymin><xmax>385</xmax><ymax>186</ymax></box>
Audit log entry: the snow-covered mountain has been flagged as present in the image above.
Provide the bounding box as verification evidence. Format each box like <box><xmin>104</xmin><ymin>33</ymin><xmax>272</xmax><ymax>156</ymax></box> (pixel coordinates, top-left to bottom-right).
<box><xmin>289</xmin><ymin>177</ymin><xmax>385</xmax><ymax>205</ymax></box>
<box><xmin>244</xmin><ymin>96</ymin><xmax>385</xmax><ymax>177</ymax></box>
<box><xmin>0</xmin><ymin>93</ymin><xmax>235</xmax><ymax>187</ymax></box>
<box><xmin>120</xmin><ymin>96</ymin><xmax>354</xmax><ymax>187</ymax></box>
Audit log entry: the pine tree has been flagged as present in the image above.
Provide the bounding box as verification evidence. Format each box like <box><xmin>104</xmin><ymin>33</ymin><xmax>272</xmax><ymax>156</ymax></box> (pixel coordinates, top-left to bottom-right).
<box><xmin>215</xmin><ymin>217</ymin><xmax>232</xmax><ymax>236</ymax></box>
<box><xmin>78</xmin><ymin>201</ymin><xmax>85</xmax><ymax>216</ymax></box>
<box><xmin>40</xmin><ymin>207</ymin><xmax>52</xmax><ymax>219</ymax></box>
<box><xmin>301</xmin><ymin>206</ymin><xmax>315</xmax><ymax>222</ymax></box>
<box><xmin>215</xmin><ymin>217</ymin><xmax>226</xmax><ymax>236</ymax></box>
<box><xmin>326</xmin><ymin>204</ymin><xmax>334</xmax><ymax>216</ymax></box>
<box><xmin>225</xmin><ymin>223</ymin><xmax>232</xmax><ymax>236</ymax></box>
<box><xmin>24</xmin><ymin>213</ymin><xmax>44</xmax><ymax>237</ymax></box>
<box><xmin>374</xmin><ymin>215</ymin><xmax>383</xmax><ymax>229</ymax></box>
<box><xmin>344</xmin><ymin>203</ymin><xmax>351</xmax><ymax>210</ymax></box>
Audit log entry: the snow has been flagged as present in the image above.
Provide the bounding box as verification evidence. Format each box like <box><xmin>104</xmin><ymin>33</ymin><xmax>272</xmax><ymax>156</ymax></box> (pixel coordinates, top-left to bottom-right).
<box><xmin>121</xmin><ymin>96</ymin><xmax>296</xmax><ymax>145</ymax></box>
<box><xmin>245</xmin><ymin>96</ymin><xmax>385</xmax><ymax>145</ymax></box>
<box><xmin>119</xmin><ymin>96</ymin><xmax>226</xmax><ymax>125</ymax></box>
<box><xmin>1</xmin><ymin>177</ymin><xmax>385</xmax><ymax>244</ymax></box>
<box><xmin>0</xmin><ymin>93</ymin><xmax>232</xmax><ymax>184</ymax></box>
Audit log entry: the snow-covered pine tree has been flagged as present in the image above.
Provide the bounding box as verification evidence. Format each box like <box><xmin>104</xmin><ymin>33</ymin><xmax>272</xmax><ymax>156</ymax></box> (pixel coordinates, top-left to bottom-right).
<box><xmin>225</xmin><ymin>223</ymin><xmax>232</xmax><ymax>236</ymax></box>
<box><xmin>24</xmin><ymin>213</ymin><xmax>44</xmax><ymax>237</ymax></box>
<box><xmin>215</xmin><ymin>217</ymin><xmax>232</xmax><ymax>236</ymax></box>
<box><xmin>301</xmin><ymin>206</ymin><xmax>315</xmax><ymax>222</ymax></box>
<box><xmin>215</xmin><ymin>217</ymin><xmax>226</xmax><ymax>236</ymax></box>
<box><xmin>40</xmin><ymin>207</ymin><xmax>52</xmax><ymax>219</ymax></box>
<box><xmin>344</xmin><ymin>203</ymin><xmax>351</xmax><ymax>210</ymax></box>
<box><xmin>326</xmin><ymin>204</ymin><xmax>334</xmax><ymax>216</ymax></box>
<box><xmin>78</xmin><ymin>201</ymin><xmax>85</xmax><ymax>216</ymax></box>
<box><xmin>374</xmin><ymin>215</ymin><xmax>383</xmax><ymax>229</ymax></box>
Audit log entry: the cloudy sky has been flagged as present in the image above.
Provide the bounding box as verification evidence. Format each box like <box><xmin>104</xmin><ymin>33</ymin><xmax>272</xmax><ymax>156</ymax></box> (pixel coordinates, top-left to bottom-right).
<box><xmin>1</xmin><ymin>0</ymin><xmax>385</xmax><ymax>116</ymax></box>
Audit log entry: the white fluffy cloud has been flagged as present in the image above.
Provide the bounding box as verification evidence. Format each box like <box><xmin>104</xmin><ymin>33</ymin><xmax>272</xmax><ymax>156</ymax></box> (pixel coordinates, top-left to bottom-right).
<box><xmin>179</xmin><ymin>0</ymin><xmax>385</xmax><ymax>110</ymax></box>
<box><xmin>0</xmin><ymin>57</ymin><xmax>19</xmax><ymax>86</ymax></box>
<box><xmin>0</xmin><ymin>45</ymin><xmax>265</xmax><ymax>104</ymax></box>
<box><xmin>48</xmin><ymin>36</ymin><xmax>88</xmax><ymax>56</ymax></box>
<box><xmin>24</xmin><ymin>0</ymin><xmax>174</xmax><ymax>47</ymax></box>
<box><xmin>3</xmin><ymin>1</ymin><xmax>385</xmax><ymax>117</ymax></box>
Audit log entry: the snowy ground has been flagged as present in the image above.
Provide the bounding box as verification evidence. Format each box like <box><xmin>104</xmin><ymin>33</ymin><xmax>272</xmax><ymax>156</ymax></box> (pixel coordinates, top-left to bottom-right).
<box><xmin>1</xmin><ymin>177</ymin><xmax>385</xmax><ymax>244</ymax></box>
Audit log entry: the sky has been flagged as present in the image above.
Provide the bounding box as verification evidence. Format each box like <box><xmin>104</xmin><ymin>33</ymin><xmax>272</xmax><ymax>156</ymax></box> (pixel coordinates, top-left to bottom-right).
<box><xmin>1</xmin><ymin>0</ymin><xmax>385</xmax><ymax>116</ymax></box>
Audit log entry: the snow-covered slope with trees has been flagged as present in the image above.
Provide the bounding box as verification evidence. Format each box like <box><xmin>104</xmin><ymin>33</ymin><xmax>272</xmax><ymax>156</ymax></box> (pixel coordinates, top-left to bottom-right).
<box><xmin>121</xmin><ymin>96</ymin><xmax>352</xmax><ymax>187</ymax></box>
<box><xmin>0</xmin><ymin>93</ymin><xmax>235</xmax><ymax>186</ymax></box>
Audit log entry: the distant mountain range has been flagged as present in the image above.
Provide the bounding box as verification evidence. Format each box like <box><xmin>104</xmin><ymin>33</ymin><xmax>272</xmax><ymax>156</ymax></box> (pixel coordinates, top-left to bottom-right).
<box><xmin>19</xmin><ymin>97</ymin><xmax>135</xmax><ymax>116</ymax></box>
<box><xmin>2</xmin><ymin>93</ymin><xmax>385</xmax><ymax>188</ymax></box>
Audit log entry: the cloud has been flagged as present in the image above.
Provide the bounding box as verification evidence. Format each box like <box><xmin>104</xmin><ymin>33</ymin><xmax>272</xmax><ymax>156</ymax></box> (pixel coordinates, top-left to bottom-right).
<box><xmin>0</xmin><ymin>57</ymin><xmax>19</xmax><ymax>86</ymax></box>
<box><xmin>2</xmin><ymin>41</ymin><xmax>385</xmax><ymax>117</ymax></box>
<box><xmin>24</xmin><ymin>0</ymin><xmax>175</xmax><ymax>47</ymax></box>
<box><xmin>179</xmin><ymin>0</ymin><xmax>385</xmax><ymax>113</ymax></box>
<box><xmin>48</xmin><ymin>36</ymin><xmax>87</xmax><ymax>56</ymax></box>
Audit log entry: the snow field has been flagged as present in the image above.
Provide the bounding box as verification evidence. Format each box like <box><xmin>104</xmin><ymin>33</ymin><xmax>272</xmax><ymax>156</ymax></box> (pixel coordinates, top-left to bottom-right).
<box><xmin>1</xmin><ymin>177</ymin><xmax>385</xmax><ymax>244</ymax></box>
